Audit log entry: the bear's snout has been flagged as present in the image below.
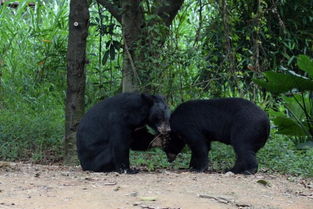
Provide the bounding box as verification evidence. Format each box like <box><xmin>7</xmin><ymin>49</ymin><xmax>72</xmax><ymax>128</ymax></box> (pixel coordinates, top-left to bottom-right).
<box><xmin>157</xmin><ymin>123</ymin><xmax>171</xmax><ymax>134</ymax></box>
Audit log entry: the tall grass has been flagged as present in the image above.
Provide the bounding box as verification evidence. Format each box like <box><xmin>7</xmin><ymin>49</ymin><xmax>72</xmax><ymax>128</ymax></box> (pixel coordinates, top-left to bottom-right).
<box><xmin>0</xmin><ymin>0</ymin><xmax>123</xmax><ymax>163</ymax></box>
<box><xmin>0</xmin><ymin>0</ymin><xmax>68</xmax><ymax>163</ymax></box>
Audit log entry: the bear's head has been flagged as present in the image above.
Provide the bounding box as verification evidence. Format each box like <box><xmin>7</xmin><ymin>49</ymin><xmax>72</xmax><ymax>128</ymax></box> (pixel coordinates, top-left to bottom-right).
<box><xmin>162</xmin><ymin>132</ymin><xmax>186</xmax><ymax>162</ymax></box>
<box><xmin>141</xmin><ymin>94</ymin><xmax>171</xmax><ymax>135</ymax></box>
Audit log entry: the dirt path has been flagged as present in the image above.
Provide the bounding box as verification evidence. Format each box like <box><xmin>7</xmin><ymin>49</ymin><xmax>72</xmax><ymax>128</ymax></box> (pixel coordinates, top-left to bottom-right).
<box><xmin>0</xmin><ymin>162</ymin><xmax>312</xmax><ymax>209</ymax></box>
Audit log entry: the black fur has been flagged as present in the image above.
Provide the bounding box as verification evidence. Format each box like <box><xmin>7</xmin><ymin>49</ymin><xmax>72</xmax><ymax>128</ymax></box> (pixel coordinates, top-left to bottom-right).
<box><xmin>164</xmin><ymin>98</ymin><xmax>270</xmax><ymax>174</ymax></box>
<box><xmin>77</xmin><ymin>93</ymin><xmax>170</xmax><ymax>173</ymax></box>
<box><xmin>130</xmin><ymin>126</ymin><xmax>157</xmax><ymax>151</ymax></box>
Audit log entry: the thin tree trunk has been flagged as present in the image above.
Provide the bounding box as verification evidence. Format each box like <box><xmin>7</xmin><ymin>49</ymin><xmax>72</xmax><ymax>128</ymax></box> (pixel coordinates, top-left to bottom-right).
<box><xmin>121</xmin><ymin>0</ymin><xmax>144</xmax><ymax>92</ymax></box>
<box><xmin>253</xmin><ymin>0</ymin><xmax>261</xmax><ymax>72</ymax></box>
<box><xmin>64</xmin><ymin>0</ymin><xmax>89</xmax><ymax>165</ymax></box>
<box><xmin>221</xmin><ymin>0</ymin><xmax>235</xmax><ymax>72</ymax></box>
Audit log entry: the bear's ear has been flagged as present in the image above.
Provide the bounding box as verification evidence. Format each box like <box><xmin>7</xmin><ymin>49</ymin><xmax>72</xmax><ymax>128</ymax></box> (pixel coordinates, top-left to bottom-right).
<box><xmin>141</xmin><ymin>93</ymin><xmax>155</xmax><ymax>105</ymax></box>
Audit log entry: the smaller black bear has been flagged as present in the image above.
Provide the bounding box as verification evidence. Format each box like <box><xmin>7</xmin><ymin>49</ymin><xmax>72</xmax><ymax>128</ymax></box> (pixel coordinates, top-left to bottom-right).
<box><xmin>77</xmin><ymin>93</ymin><xmax>171</xmax><ymax>173</ymax></box>
<box><xmin>163</xmin><ymin>98</ymin><xmax>270</xmax><ymax>174</ymax></box>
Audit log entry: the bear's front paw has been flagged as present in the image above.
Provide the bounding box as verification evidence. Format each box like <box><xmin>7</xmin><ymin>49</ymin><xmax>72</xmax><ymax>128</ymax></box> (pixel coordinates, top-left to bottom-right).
<box><xmin>117</xmin><ymin>168</ymin><xmax>139</xmax><ymax>174</ymax></box>
<box><xmin>228</xmin><ymin>167</ymin><xmax>257</xmax><ymax>175</ymax></box>
<box><xmin>189</xmin><ymin>166</ymin><xmax>208</xmax><ymax>173</ymax></box>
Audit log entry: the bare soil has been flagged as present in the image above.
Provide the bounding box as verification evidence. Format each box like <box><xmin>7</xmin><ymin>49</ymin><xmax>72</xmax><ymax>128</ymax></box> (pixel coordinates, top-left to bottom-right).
<box><xmin>0</xmin><ymin>161</ymin><xmax>312</xmax><ymax>209</ymax></box>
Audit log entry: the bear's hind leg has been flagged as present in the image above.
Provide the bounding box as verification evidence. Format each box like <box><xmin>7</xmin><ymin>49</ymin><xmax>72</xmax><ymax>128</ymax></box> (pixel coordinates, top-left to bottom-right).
<box><xmin>186</xmin><ymin>133</ymin><xmax>209</xmax><ymax>172</ymax></box>
<box><xmin>231</xmin><ymin>146</ymin><xmax>258</xmax><ymax>174</ymax></box>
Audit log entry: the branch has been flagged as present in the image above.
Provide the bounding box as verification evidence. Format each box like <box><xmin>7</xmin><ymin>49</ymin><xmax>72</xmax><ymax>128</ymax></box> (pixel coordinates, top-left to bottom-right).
<box><xmin>155</xmin><ymin>0</ymin><xmax>184</xmax><ymax>26</ymax></box>
<box><xmin>96</xmin><ymin>0</ymin><xmax>121</xmax><ymax>23</ymax></box>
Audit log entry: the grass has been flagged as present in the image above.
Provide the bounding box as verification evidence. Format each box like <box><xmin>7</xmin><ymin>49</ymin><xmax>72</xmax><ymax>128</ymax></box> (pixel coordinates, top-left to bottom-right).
<box><xmin>0</xmin><ymin>93</ymin><xmax>64</xmax><ymax>163</ymax></box>
<box><xmin>130</xmin><ymin>134</ymin><xmax>313</xmax><ymax>177</ymax></box>
<box><xmin>258</xmin><ymin>135</ymin><xmax>313</xmax><ymax>177</ymax></box>
<box><xmin>0</xmin><ymin>1</ymin><xmax>67</xmax><ymax>163</ymax></box>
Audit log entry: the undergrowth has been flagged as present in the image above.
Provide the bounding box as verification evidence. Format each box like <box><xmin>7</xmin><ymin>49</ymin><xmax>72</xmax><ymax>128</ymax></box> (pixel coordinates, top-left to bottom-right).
<box><xmin>131</xmin><ymin>134</ymin><xmax>313</xmax><ymax>177</ymax></box>
<box><xmin>0</xmin><ymin>94</ymin><xmax>64</xmax><ymax>163</ymax></box>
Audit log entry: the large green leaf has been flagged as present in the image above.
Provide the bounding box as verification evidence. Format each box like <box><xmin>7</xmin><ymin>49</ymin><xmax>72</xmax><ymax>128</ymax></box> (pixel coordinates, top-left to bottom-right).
<box><xmin>282</xmin><ymin>94</ymin><xmax>312</xmax><ymax>120</ymax></box>
<box><xmin>297</xmin><ymin>55</ymin><xmax>313</xmax><ymax>78</ymax></box>
<box><xmin>273</xmin><ymin>116</ymin><xmax>309</xmax><ymax>136</ymax></box>
<box><xmin>297</xmin><ymin>141</ymin><xmax>313</xmax><ymax>150</ymax></box>
<box><xmin>253</xmin><ymin>71</ymin><xmax>313</xmax><ymax>94</ymax></box>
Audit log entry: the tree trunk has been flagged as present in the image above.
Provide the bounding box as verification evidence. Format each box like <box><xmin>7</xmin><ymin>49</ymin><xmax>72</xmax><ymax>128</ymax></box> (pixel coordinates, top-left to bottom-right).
<box><xmin>121</xmin><ymin>0</ymin><xmax>144</xmax><ymax>92</ymax></box>
<box><xmin>221</xmin><ymin>0</ymin><xmax>235</xmax><ymax>72</ymax></box>
<box><xmin>64</xmin><ymin>0</ymin><xmax>89</xmax><ymax>165</ymax></box>
<box><xmin>97</xmin><ymin>0</ymin><xmax>184</xmax><ymax>93</ymax></box>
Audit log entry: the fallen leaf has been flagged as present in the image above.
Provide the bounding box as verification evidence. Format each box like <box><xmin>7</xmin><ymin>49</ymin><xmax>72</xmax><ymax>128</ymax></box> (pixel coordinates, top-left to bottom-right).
<box><xmin>114</xmin><ymin>186</ymin><xmax>121</xmax><ymax>191</ymax></box>
<box><xmin>257</xmin><ymin>179</ymin><xmax>270</xmax><ymax>187</ymax></box>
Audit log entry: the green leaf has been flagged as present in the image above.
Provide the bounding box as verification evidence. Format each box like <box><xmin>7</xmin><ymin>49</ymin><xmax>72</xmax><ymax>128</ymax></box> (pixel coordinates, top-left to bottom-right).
<box><xmin>297</xmin><ymin>141</ymin><xmax>313</xmax><ymax>150</ymax></box>
<box><xmin>146</xmin><ymin>125</ymin><xmax>157</xmax><ymax>135</ymax></box>
<box><xmin>257</xmin><ymin>179</ymin><xmax>270</xmax><ymax>187</ymax></box>
<box><xmin>253</xmin><ymin>71</ymin><xmax>313</xmax><ymax>94</ymax></box>
<box><xmin>112</xmin><ymin>40</ymin><xmax>121</xmax><ymax>50</ymax></box>
<box><xmin>109</xmin><ymin>44</ymin><xmax>115</xmax><ymax>60</ymax></box>
<box><xmin>89</xmin><ymin>22</ymin><xmax>98</xmax><ymax>27</ymax></box>
<box><xmin>297</xmin><ymin>55</ymin><xmax>313</xmax><ymax>78</ymax></box>
<box><xmin>102</xmin><ymin>50</ymin><xmax>109</xmax><ymax>65</ymax></box>
<box><xmin>273</xmin><ymin>116</ymin><xmax>309</xmax><ymax>136</ymax></box>
<box><xmin>282</xmin><ymin>95</ymin><xmax>311</xmax><ymax>120</ymax></box>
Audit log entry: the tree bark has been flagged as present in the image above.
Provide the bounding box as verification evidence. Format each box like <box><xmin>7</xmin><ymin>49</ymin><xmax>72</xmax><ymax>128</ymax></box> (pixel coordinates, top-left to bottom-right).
<box><xmin>97</xmin><ymin>0</ymin><xmax>184</xmax><ymax>93</ymax></box>
<box><xmin>121</xmin><ymin>0</ymin><xmax>144</xmax><ymax>92</ymax></box>
<box><xmin>64</xmin><ymin>0</ymin><xmax>89</xmax><ymax>165</ymax></box>
<box><xmin>221</xmin><ymin>0</ymin><xmax>235</xmax><ymax>72</ymax></box>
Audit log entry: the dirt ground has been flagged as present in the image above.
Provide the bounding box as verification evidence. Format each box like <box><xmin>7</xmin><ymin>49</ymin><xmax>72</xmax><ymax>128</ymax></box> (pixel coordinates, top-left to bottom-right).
<box><xmin>0</xmin><ymin>161</ymin><xmax>312</xmax><ymax>209</ymax></box>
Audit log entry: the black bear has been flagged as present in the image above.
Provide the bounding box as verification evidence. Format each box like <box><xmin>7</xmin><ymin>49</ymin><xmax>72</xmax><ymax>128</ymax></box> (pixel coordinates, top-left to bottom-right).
<box><xmin>163</xmin><ymin>98</ymin><xmax>270</xmax><ymax>174</ymax></box>
<box><xmin>130</xmin><ymin>126</ymin><xmax>160</xmax><ymax>151</ymax></box>
<box><xmin>76</xmin><ymin>93</ymin><xmax>171</xmax><ymax>173</ymax></box>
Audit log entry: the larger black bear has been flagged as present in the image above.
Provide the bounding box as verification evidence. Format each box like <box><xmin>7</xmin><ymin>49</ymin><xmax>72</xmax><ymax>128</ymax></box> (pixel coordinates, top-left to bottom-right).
<box><xmin>163</xmin><ymin>98</ymin><xmax>270</xmax><ymax>174</ymax></box>
<box><xmin>77</xmin><ymin>93</ymin><xmax>171</xmax><ymax>173</ymax></box>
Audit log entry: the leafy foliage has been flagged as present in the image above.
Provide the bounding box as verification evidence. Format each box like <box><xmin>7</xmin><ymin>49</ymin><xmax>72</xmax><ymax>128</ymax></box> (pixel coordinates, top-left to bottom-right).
<box><xmin>258</xmin><ymin>134</ymin><xmax>313</xmax><ymax>177</ymax></box>
<box><xmin>254</xmin><ymin>71</ymin><xmax>313</xmax><ymax>94</ymax></box>
<box><xmin>0</xmin><ymin>0</ymin><xmax>312</xmax><ymax>176</ymax></box>
<box><xmin>254</xmin><ymin>55</ymin><xmax>313</xmax><ymax>147</ymax></box>
<box><xmin>0</xmin><ymin>98</ymin><xmax>64</xmax><ymax>163</ymax></box>
<box><xmin>298</xmin><ymin>55</ymin><xmax>313</xmax><ymax>78</ymax></box>
<box><xmin>0</xmin><ymin>1</ymin><xmax>67</xmax><ymax>162</ymax></box>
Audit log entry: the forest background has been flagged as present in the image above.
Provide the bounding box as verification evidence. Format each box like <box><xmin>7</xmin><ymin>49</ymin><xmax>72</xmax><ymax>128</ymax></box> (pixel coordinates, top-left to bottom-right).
<box><xmin>0</xmin><ymin>0</ymin><xmax>312</xmax><ymax>177</ymax></box>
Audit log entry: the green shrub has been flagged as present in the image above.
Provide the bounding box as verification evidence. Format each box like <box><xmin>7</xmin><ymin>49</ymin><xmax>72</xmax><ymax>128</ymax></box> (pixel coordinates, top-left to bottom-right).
<box><xmin>258</xmin><ymin>134</ymin><xmax>313</xmax><ymax>177</ymax></box>
<box><xmin>0</xmin><ymin>1</ymin><xmax>67</xmax><ymax>163</ymax></box>
<box><xmin>0</xmin><ymin>96</ymin><xmax>64</xmax><ymax>163</ymax></box>
<box><xmin>254</xmin><ymin>55</ymin><xmax>313</xmax><ymax>147</ymax></box>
